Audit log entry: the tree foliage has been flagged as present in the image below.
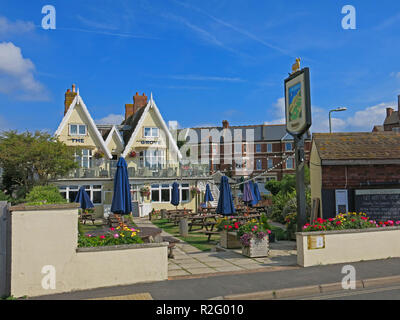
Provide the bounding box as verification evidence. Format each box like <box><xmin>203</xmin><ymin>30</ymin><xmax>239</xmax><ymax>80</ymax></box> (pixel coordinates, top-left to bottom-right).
<box><xmin>25</xmin><ymin>185</ymin><xmax>67</xmax><ymax>205</ymax></box>
<box><xmin>0</xmin><ymin>130</ymin><xmax>77</xmax><ymax>199</ymax></box>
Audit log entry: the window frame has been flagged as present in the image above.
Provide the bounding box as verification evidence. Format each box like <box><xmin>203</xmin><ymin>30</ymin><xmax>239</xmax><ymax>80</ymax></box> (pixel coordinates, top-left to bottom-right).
<box><xmin>69</xmin><ymin>124</ymin><xmax>87</xmax><ymax>136</ymax></box>
<box><xmin>144</xmin><ymin>127</ymin><xmax>159</xmax><ymax>138</ymax></box>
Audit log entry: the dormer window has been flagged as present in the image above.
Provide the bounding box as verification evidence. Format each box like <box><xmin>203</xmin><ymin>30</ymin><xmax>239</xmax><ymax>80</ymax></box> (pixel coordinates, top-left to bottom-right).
<box><xmin>144</xmin><ymin>127</ymin><xmax>159</xmax><ymax>138</ymax></box>
<box><xmin>70</xmin><ymin>124</ymin><xmax>87</xmax><ymax>136</ymax></box>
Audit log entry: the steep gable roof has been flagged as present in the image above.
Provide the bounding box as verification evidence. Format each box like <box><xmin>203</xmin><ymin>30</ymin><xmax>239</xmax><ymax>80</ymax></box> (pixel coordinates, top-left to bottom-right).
<box><xmin>105</xmin><ymin>125</ymin><xmax>125</xmax><ymax>151</ymax></box>
<box><xmin>54</xmin><ymin>94</ymin><xmax>113</xmax><ymax>159</ymax></box>
<box><xmin>121</xmin><ymin>95</ymin><xmax>182</xmax><ymax>159</ymax></box>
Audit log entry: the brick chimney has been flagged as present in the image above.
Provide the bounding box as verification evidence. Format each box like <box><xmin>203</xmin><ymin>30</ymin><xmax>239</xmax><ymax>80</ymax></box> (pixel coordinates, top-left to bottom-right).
<box><xmin>64</xmin><ymin>84</ymin><xmax>77</xmax><ymax>115</ymax></box>
<box><xmin>398</xmin><ymin>95</ymin><xmax>400</xmax><ymax>116</ymax></box>
<box><xmin>125</xmin><ymin>92</ymin><xmax>148</xmax><ymax>120</ymax></box>
<box><xmin>387</xmin><ymin>107</ymin><xmax>394</xmax><ymax>118</ymax></box>
<box><xmin>222</xmin><ymin>120</ymin><xmax>229</xmax><ymax>129</ymax></box>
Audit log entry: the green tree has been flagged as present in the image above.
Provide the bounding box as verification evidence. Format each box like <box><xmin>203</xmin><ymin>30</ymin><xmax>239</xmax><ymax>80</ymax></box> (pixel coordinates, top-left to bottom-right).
<box><xmin>25</xmin><ymin>185</ymin><xmax>67</xmax><ymax>205</ymax></box>
<box><xmin>0</xmin><ymin>130</ymin><xmax>77</xmax><ymax>199</ymax></box>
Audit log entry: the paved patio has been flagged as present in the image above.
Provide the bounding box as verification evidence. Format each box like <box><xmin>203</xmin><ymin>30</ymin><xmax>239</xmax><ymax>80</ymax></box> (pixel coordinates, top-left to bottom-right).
<box><xmin>133</xmin><ymin>217</ymin><xmax>297</xmax><ymax>277</ymax></box>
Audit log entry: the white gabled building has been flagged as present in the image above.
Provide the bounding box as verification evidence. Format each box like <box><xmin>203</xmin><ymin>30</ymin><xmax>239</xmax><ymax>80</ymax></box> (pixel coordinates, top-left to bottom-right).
<box><xmin>52</xmin><ymin>85</ymin><xmax>212</xmax><ymax>218</ymax></box>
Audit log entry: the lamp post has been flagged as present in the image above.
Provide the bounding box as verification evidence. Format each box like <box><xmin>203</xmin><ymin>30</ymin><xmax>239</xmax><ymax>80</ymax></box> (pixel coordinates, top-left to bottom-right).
<box><xmin>329</xmin><ymin>107</ymin><xmax>347</xmax><ymax>133</ymax></box>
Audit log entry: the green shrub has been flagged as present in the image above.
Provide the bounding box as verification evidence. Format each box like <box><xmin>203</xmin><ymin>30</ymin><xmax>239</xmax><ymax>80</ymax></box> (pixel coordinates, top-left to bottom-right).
<box><xmin>25</xmin><ymin>185</ymin><xmax>67</xmax><ymax>205</ymax></box>
<box><xmin>0</xmin><ymin>190</ymin><xmax>11</xmax><ymax>202</ymax></box>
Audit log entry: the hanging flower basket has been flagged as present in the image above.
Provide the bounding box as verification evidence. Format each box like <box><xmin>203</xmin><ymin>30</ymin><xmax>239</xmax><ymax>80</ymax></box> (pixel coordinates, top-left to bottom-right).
<box><xmin>129</xmin><ymin>151</ymin><xmax>137</xmax><ymax>158</ymax></box>
<box><xmin>190</xmin><ymin>186</ymin><xmax>200</xmax><ymax>197</ymax></box>
<box><xmin>140</xmin><ymin>186</ymin><xmax>150</xmax><ymax>199</ymax></box>
<box><xmin>93</xmin><ymin>150</ymin><xmax>105</xmax><ymax>159</ymax></box>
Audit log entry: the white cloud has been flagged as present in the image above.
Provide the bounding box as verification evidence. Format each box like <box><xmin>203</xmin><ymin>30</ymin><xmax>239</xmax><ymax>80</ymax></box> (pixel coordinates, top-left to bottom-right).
<box><xmin>95</xmin><ymin>113</ymin><xmax>124</xmax><ymax>125</ymax></box>
<box><xmin>390</xmin><ymin>72</ymin><xmax>400</xmax><ymax>79</ymax></box>
<box><xmin>264</xmin><ymin>97</ymin><xmax>390</xmax><ymax>133</ymax></box>
<box><xmin>264</xmin><ymin>97</ymin><xmax>285</xmax><ymax>125</ymax></box>
<box><xmin>0</xmin><ymin>16</ymin><xmax>35</xmax><ymax>36</ymax></box>
<box><xmin>0</xmin><ymin>42</ymin><xmax>48</xmax><ymax>101</ymax></box>
<box><xmin>345</xmin><ymin>102</ymin><xmax>392</xmax><ymax>131</ymax></box>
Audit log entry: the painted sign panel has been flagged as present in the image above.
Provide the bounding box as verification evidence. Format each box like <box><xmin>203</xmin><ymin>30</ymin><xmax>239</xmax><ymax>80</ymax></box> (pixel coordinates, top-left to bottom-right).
<box><xmin>284</xmin><ymin>68</ymin><xmax>311</xmax><ymax>136</ymax></box>
<box><xmin>307</xmin><ymin>235</ymin><xmax>325</xmax><ymax>250</ymax></box>
<box><xmin>355</xmin><ymin>189</ymin><xmax>400</xmax><ymax>221</ymax></box>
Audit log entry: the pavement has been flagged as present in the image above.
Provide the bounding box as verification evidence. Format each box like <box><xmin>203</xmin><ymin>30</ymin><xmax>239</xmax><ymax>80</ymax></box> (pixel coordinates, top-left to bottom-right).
<box><xmin>32</xmin><ymin>257</ymin><xmax>400</xmax><ymax>300</ymax></box>
<box><xmin>133</xmin><ymin>217</ymin><xmax>298</xmax><ymax>278</ymax></box>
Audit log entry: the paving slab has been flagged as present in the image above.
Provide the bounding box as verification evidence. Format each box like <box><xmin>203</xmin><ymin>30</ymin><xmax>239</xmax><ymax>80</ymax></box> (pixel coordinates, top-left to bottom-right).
<box><xmin>168</xmin><ymin>264</ymin><xmax>184</xmax><ymax>271</ymax></box>
<box><xmin>202</xmin><ymin>260</ymin><xmax>237</xmax><ymax>268</ymax></box>
<box><xmin>186</xmin><ymin>267</ymin><xmax>216</xmax><ymax>275</ymax></box>
<box><xmin>214</xmin><ymin>265</ymin><xmax>245</xmax><ymax>272</ymax></box>
<box><xmin>168</xmin><ymin>269</ymin><xmax>191</xmax><ymax>277</ymax></box>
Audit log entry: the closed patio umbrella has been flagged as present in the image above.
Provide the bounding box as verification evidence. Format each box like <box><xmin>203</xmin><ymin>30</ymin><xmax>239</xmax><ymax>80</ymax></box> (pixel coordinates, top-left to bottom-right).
<box><xmin>171</xmin><ymin>182</ymin><xmax>180</xmax><ymax>209</ymax></box>
<box><xmin>111</xmin><ymin>157</ymin><xmax>132</xmax><ymax>217</ymax></box>
<box><xmin>74</xmin><ymin>186</ymin><xmax>94</xmax><ymax>210</ymax></box>
<box><xmin>204</xmin><ymin>184</ymin><xmax>214</xmax><ymax>207</ymax></box>
<box><xmin>249</xmin><ymin>180</ymin><xmax>258</xmax><ymax>206</ymax></box>
<box><xmin>252</xmin><ymin>181</ymin><xmax>262</xmax><ymax>206</ymax></box>
<box><xmin>216</xmin><ymin>176</ymin><xmax>236</xmax><ymax>216</ymax></box>
<box><xmin>242</xmin><ymin>182</ymin><xmax>254</xmax><ymax>206</ymax></box>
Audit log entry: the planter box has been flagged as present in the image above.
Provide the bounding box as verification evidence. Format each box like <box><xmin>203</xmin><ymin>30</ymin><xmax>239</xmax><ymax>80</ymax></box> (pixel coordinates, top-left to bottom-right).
<box><xmin>297</xmin><ymin>227</ymin><xmax>400</xmax><ymax>267</ymax></box>
<box><xmin>219</xmin><ymin>231</ymin><xmax>241</xmax><ymax>249</ymax></box>
<box><xmin>242</xmin><ymin>238</ymin><xmax>269</xmax><ymax>258</ymax></box>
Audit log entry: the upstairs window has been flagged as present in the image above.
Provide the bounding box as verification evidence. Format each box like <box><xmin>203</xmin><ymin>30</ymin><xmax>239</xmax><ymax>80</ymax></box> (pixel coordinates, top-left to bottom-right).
<box><xmin>144</xmin><ymin>127</ymin><xmax>159</xmax><ymax>138</ymax></box>
<box><xmin>256</xmin><ymin>144</ymin><xmax>261</xmax><ymax>153</ymax></box>
<box><xmin>267</xmin><ymin>143</ymin><xmax>272</xmax><ymax>153</ymax></box>
<box><xmin>69</xmin><ymin>124</ymin><xmax>87</xmax><ymax>136</ymax></box>
<box><xmin>285</xmin><ymin>142</ymin><xmax>293</xmax><ymax>151</ymax></box>
<box><xmin>286</xmin><ymin>158</ymin><xmax>294</xmax><ymax>169</ymax></box>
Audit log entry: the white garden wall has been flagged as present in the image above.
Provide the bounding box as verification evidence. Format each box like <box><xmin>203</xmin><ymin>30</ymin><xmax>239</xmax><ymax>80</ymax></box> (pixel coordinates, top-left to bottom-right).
<box><xmin>297</xmin><ymin>227</ymin><xmax>400</xmax><ymax>267</ymax></box>
<box><xmin>9</xmin><ymin>204</ymin><xmax>168</xmax><ymax>297</ymax></box>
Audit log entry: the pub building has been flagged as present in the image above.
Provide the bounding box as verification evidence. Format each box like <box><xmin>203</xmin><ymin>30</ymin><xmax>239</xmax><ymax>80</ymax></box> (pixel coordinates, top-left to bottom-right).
<box><xmin>310</xmin><ymin>132</ymin><xmax>400</xmax><ymax>221</ymax></box>
<box><xmin>53</xmin><ymin>85</ymin><xmax>215</xmax><ymax>218</ymax></box>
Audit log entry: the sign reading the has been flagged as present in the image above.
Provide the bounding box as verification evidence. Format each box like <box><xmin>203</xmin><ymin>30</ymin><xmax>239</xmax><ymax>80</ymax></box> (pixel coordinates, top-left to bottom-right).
<box><xmin>307</xmin><ymin>235</ymin><xmax>325</xmax><ymax>250</ymax></box>
<box><xmin>284</xmin><ymin>67</ymin><xmax>311</xmax><ymax>136</ymax></box>
<box><xmin>70</xmin><ymin>138</ymin><xmax>84</xmax><ymax>143</ymax></box>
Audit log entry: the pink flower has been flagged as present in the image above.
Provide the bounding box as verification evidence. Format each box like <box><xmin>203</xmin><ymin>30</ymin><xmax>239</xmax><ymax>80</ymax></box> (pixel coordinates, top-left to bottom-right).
<box><xmin>396</xmin><ymin>221</ymin><xmax>400</xmax><ymax>225</ymax></box>
<box><xmin>100</xmin><ymin>235</ymin><xmax>105</xmax><ymax>239</ymax></box>
<box><xmin>110</xmin><ymin>227</ymin><xmax>115</xmax><ymax>231</ymax></box>
<box><xmin>267</xmin><ymin>230</ymin><xmax>271</xmax><ymax>234</ymax></box>
<box><xmin>114</xmin><ymin>234</ymin><xmax>119</xmax><ymax>238</ymax></box>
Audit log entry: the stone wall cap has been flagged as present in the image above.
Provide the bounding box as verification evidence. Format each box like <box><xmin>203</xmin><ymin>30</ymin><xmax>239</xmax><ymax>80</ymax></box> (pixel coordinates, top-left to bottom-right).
<box><xmin>76</xmin><ymin>242</ymin><xmax>169</xmax><ymax>253</ymax></box>
<box><xmin>297</xmin><ymin>226</ymin><xmax>400</xmax><ymax>236</ymax></box>
<box><xmin>9</xmin><ymin>203</ymin><xmax>80</xmax><ymax>212</ymax></box>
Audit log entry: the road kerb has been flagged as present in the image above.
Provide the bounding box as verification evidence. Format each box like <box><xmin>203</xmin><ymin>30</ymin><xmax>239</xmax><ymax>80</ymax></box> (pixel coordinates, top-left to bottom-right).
<box><xmin>319</xmin><ymin>280</ymin><xmax>363</xmax><ymax>293</ymax></box>
<box><xmin>221</xmin><ymin>275</ymin><xmax>400</xmax><ymax>300</ymax></box>
<box><xmin>224</xmin><ymin>290</ymin><xmax>275</xmax><ymax>300</ymax></box>
<box><xmin>362</xmin><ymin>275</ymin><xmax>400</xmax><ymax>288</ymax></box>
<box><xmin>274</xmin><ymin>285</ymin><xmax>321</xmax><ymax>299</ymax></box>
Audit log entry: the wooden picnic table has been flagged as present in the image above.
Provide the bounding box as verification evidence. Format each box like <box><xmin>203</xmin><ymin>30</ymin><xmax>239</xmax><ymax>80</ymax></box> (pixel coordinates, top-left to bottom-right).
<box><xmin>187</xmin><ymin>214</ymin><xmax>220</xmax><ymax>231</ymax></box>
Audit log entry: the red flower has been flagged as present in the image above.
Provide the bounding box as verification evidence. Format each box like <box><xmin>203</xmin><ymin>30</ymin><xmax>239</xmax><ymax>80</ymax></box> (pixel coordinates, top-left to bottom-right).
<box><xmin>336</xmin><ymin>221</ymin><xmax>342</xmax><ymax>225</ymax></box>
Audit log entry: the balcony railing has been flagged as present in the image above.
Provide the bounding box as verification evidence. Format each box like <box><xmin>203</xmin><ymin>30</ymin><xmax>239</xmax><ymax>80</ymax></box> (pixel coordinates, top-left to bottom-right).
<box><xmin>58</xmin><ymin>160</ymin><xmax>211</xmax><ymax>179</ymax></box>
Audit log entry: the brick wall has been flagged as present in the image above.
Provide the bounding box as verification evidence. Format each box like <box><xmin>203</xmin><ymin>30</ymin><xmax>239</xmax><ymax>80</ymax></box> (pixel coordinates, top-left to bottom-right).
<box><xmin>322</xmin><ymin>164</ymin><xmax>400</xmax><ymax>189</ymax></box>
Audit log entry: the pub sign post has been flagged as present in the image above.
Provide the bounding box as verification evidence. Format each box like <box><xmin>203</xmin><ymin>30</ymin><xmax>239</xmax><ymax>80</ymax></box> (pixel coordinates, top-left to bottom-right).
<box><xmin>284</xmin><ymin>64</ymin><xmax>312</xmax><ymax>232</ymax></box>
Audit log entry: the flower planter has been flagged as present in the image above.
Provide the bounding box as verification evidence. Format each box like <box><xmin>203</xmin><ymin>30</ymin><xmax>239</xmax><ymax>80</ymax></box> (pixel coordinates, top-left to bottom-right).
<box><xmin>241</xmin><ymin>237</ymin><xmax>269</xmax><ymax>258</ymax></box>
<box><xmin>297</xmin><ymin>227</ymin><xmax>400</xmax><ymax>267</ymax></box>
<box><xmin>219</xmin><ymin>231</ymin><xmax>241</xmax><ymax>249</ymax></box>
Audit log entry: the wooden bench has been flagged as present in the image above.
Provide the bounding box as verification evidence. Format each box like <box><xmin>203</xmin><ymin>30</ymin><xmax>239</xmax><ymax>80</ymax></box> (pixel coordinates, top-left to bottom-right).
<box><xmin>203</xmin><ymin>231</ymin><xmax>219</xmax><ymax>242</ymax></box>
<box><xmin>162</xmin><ymin>236</ymin><xmax>180</xmax><ymax>258</ymax></box>
<box><xmin>79</xmin><ymin>214</ymin><xmax>95</xmax><ymax>225</ymax></box>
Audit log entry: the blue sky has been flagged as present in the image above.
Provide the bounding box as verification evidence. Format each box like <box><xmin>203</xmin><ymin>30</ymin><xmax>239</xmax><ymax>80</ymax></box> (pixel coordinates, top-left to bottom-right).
<box><xmin>0</xmin><ymin>0</ymin><xmax>400</xmax><ymax>133</ymax></box>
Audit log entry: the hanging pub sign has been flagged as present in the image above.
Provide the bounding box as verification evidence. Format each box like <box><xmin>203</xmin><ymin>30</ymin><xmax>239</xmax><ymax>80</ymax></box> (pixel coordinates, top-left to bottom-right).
<box><xmin>284</xmin><ymin>65</ymin><xmax>311</xmax><ymax>136</ymax></box>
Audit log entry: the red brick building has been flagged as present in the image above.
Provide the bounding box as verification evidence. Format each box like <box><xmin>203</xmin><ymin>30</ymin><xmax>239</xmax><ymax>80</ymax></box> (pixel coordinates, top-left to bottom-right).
<box><xmin>180</xmin><ymin>121</ymin><xmax>312</xmax><ymax>182</ymax></box>
<box><xmin>311</xmin><ymin>132</ymin><xmax>400</xmax><ymax>220</ymax></box>
<box><xmin>372</xmin><ymin>95</ymin><xmax>400</xmax><ymax>132</ymax></box>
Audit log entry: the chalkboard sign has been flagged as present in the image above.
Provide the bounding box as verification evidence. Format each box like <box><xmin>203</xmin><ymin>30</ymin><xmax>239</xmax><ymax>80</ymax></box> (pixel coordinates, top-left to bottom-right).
<box><xmin>131</xmin><ymin>201</ymin><xmax>140</xmax><ymax>217</ymax></box>
<box><xmin>355</xmin><ymin>189</ymin><xmax>400</xmax><ymax>221</ymax></box>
